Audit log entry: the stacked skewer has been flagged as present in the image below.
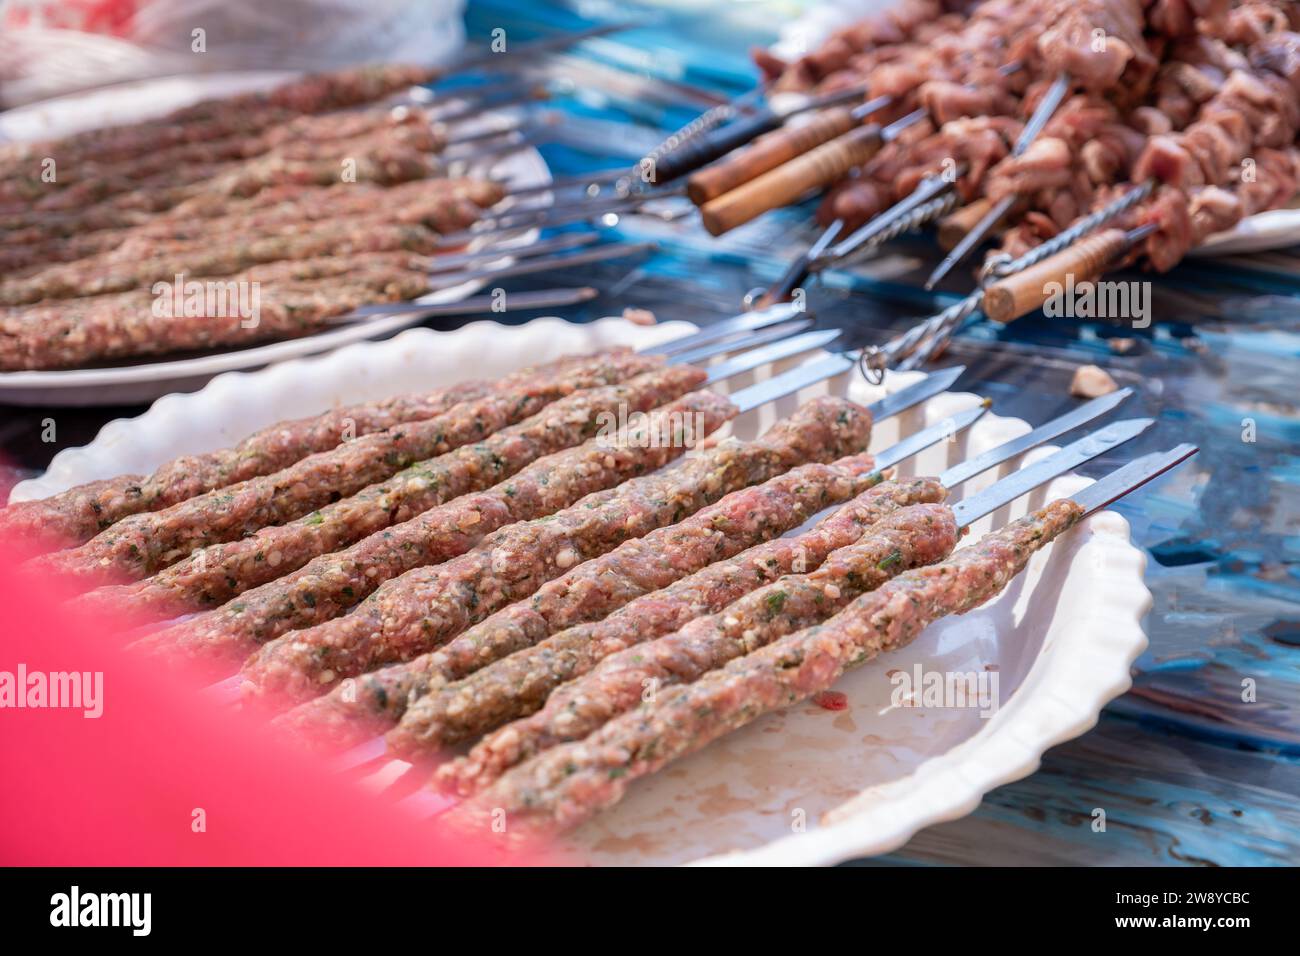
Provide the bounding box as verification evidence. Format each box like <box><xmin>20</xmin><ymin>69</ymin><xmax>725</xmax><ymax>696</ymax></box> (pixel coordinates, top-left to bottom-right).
<box><xmin>645</xmin><ymin>0</ymin><xmax>1300</xmax><ymax>370</ymax></box>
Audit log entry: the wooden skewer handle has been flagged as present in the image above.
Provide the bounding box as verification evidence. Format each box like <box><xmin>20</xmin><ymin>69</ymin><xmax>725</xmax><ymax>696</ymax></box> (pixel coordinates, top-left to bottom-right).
<box><xmin>699</xmin><ymin>124</ymin><xmax>883</xmax><ymax>236</ymax></box>
<box><xmin>981</xmin><ymin>229</ymin><xmax>1129</xmax><ymax>324</ymax></box>
<box><xmin>686</xmin><ymin>107</ymin><xmax>857</xmax><ymax>204</ymax></box>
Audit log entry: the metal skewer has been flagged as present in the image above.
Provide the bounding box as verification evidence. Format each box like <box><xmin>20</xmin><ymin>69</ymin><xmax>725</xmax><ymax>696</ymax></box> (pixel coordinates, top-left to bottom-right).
<box><xmin>666</xmin><ymin>319</ymin><xmax>815</xmax><ymax>365</ymax></box>
<box><xmin>441</xmin><ymin>110</ymin><xmax>565</xmax><ymax>150</ymax></box>
<box><xmin>434</xmin><ymin>188</ymin><xmax>688</xmax><ymax>246</ymax></box>
<box><xmin>825</xmin><ymin>169</ymin><xmax>964</xmax><ymax>263</ymax></box>
<box><xmin>859</xmin><ymin>179</ymin><xmax>1158</xmax><ymax>379</ymax></box>
<box><xmin>1070</xmin><ymin>444</ymin><xmax>1198</xmax><ymax>517</ymax></box>
<box><xmin>422</xmin><ymin>230</ymin><xmax>602</xmax><ymax>274</ymax></box>
<box><xmin>324</xmin><ymin>286</ymin><xmax>600</xmax><ymax>325</ymax></box>
<box><xmin>923</xmin><ymin>71</ymin><xmax>1073</xmax><ymax>290</ymax></box>
<box><xmin>750</xmin><ymin>167</ymin><xmax>963</xmax><ymax>310</ymax></box>
<box><xmin>427</xmin><ymin>84</ymin><xmax>552</xmax><ymax>125</ymax></box>
<box><xmin>495</xmin><ymin>167</ymin><xmax>640</xmax><ymax>202</ymax></box>
<box><xmin>642</xmin><ymin>302</ymin><xmax>805</xmax><ymax>356</ymax></box>
<box><xmin>640</xmin><ymin>84</ymin><xmax>769</xmax><ymax>184</ymax></box>
<box><xmin>950</xmin><ymin>418</ymin><xmax>1154</xmax><ymax>526</ymax></box>
<box><xmin>350</xmin><ymin>242</ymin><xmax>657</xmax><ymax>315</ymax></box>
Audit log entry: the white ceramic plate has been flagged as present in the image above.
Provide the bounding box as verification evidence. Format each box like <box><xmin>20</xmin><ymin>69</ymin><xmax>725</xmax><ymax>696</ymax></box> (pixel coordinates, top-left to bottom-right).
<box><xmin>9</xmin><ymin>317</ymin><xmax>1150</xmax><ymax>867</ymax></box>
<box><xmin>0</xmin><ymin>72</ymin><xmax>551</xmax><ymax>407</ymax></box>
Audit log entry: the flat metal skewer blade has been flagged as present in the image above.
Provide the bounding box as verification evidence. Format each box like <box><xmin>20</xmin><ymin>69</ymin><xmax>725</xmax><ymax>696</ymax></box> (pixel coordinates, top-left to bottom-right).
<box><xmin>865</xmin><ymin>365</ymin><xmax>966</xmax><ymax>421</ymax></box>
<box><xmin>329</xmin><ymin>737</ymin><xmax>390</xmax><ymax>773</ymax></box>
<box><xmin>493</xmin><ymin>188</ymin><xmax>681</xmax><ymax>227</ymax></box>
<box><xmin>397</xmin><ymin>789</ymin><xmax>460</xmax><ymax>817</ymax></box>
<box><xmin>355</xmin><ymin>248</ymin><xmax>644</xmax><ymax>312</ymax></box>
<box><xmin>443</xmin><ymin>116</ymin><xmax>529</xmax><ymax>147</ymax></box>
<box><xmin>669</xmin><ymin>319</ymin><xmax>813</xmax><ymax>365</ymax></box>
<box><xmin>1013</xmin><ymin>72</ymin><xmax>1074</xmax><ymax>151</ymax></box>
<box><xmin>939</xmin><ymin>387</ymin><xmax>1134</xmax><ymax>489</ymax></box>
<box><xmin>500</xmin><ymin>167</ymin><xmax>637</xmax><ymax>201</ymax></box>
<box><xmin>425</xmin><ymin>231</ymin><xmax>601</xmax><ymax>274</ymax></box>
<box><xmin>882</xmin><ymin>107</ymin><xmax>927</xmax><ymax>139</ymax></box>
<box><xmin>437</xmin><ymin>189</ymin><xmax>686</xmax><ymax>245</ymax></box>
<box><xmin>827</xmin><ymin>172</ymin><xmax>958</xmax><ymax>262</ymax></box>
<box><xmin>641</xmin><ymin>303</ymin><xmax>803</xmax><ymax>356</ymax></box>
<box><xmin>1071</xmin><ymin>444</ymin><xmax>1198</xmax><ymax>517</ymax></box>
<box><xmin>924</xmin><ymin>194</ymin><xmax>1013</xmax><ymax>290</ymax></box>
<box><xmin>326</xmin><ymin>286</ymin><xmax>597</xmax><ymax>325</ymax></box>
<box><xmin>423</xmin><ymin>240</ymin><xmax>655</xmax><ymax>291</ymax></box>
<box><xmin>730</xmin><ymin>354</ymin><xmax>855</xmax><ymax>413</ymax></box>
<box><xmin>703</xmin><ymin>329</ymin><xmax>841</xmax><ymax>383</ymax></box>
<box><xmin>951</xmin><ymin>417</ymin><xmax>1154</xmax><ymax>527</ymax></box>
<box><xmin>757</xmin><ymin>219</ymin><xmax>844</xmax><ymax>307</ymax></box>
<box><xmin>872</xmin><ymin>400</ymin><xmax>990</xmax><ymax>472</ymax></box>
<box><xmin>851</xmin><ymin>93</ymin><xmax>894</xmax><ymax>121</ymax></box>
<box><xmin>204</xmin><ymin>675</ymin><xmax>242</xmax><ymax>704</ymax></box>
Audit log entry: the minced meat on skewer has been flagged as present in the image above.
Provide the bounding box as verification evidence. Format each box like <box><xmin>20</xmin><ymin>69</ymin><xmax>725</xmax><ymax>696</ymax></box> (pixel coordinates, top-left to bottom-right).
<box><xmin>397</xmin><ymin>459</ymin><xmax>879</xmax><ymax>725</ymax></box>
<box><xmin>137</xmin><ymin>375</ymin><xmax>716</xmax><ymax>668</ymax></box>
<box><xmin>74</xmin><ymin>354</ymin><xmax>673</xmax><ymax>617</ymax></box>
<box><xmin>1</xmin><ymin>178</ymin><xmax>502</xmax><ymax>274</ymax></box>
<box><xmin>0</xmin><ymin>107</ymin><xmax>447</xmax><ymax>205</ymax></box>
<box><xmin>0</xmin><ymin>189</ymin><xmax>488</xmax><ymax>308</ymax></box>
<box><xmin>0</xmin><ymin>266</ymin><xmax>432</xmax><ymax>370</ymax></box>
<box><xmin>2</xmin><ymin>250</ymin><xmax>431</xmax><ymax>325</ymax></box>
<box><xmin>31</xmin><ymin>352</ymin><xmax>659</xmax><ymax>587</ymax></box>
<box><xmin>453</xmin><ymin>499</ymin><xmax>1082</xmax><ymax>837</ymax></box>
<box><xmin>0</xmin><ymin>63</ymin><xmax>439</xmax><ymax>176</ymax></box>
<box><xmin>0</xmin><ymin>140</ymin><xmax>441</xmax><ymax>231</ymax></box>
<box><xmin>435</xmin><ymin>498</ymin><xmax>955</xmax><ymax>788</ymax></box>
<box><xmin>0</xmin><ymin>108</ymin><xmax>445</xmax><ymax>208</ymax></box>
<box><xmin>0</xmin><ymin>172</ymin><xmax>489</xmax><ymax>247</ymax></box>
<box><xmin>0</xmin><ymin>350</ymin><xmax>627</xmax><ymax>551</ymax></box>
<box><xmin>239</xmin><ymin>397</ymin><xmax>873</xmax><ymax>705</ymax></box>
<box><xmin>276</xmin><ymin>476</ymin><xmax>946</xmax><ymax>759</ymax></box>
<box><xmin>95</xmin><ymin>191</ymin><xmax>484</xmax><ymax>266</ymax></box>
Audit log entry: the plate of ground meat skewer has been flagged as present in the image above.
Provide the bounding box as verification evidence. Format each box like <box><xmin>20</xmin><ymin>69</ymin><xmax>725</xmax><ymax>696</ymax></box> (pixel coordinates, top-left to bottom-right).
<box><xmin>0</xmin><ymin>314</ymin><xmax>1196</xmax><ymax>865</ymax></box>
<box><xmin>0</xmin><ymin>64</ymin><xmax>552</xmax><ymax>405</ymax></box>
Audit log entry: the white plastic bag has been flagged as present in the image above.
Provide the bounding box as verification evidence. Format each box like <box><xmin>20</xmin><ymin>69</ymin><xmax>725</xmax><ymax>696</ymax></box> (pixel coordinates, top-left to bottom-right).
<box><xmin>0</xmin><ymin>0</ymin><xmax>465</xmax><ymax>107</ymax></box>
